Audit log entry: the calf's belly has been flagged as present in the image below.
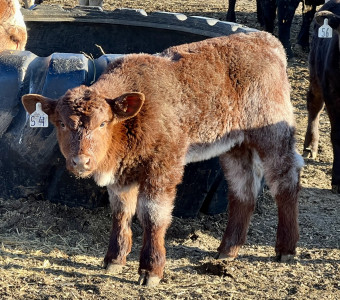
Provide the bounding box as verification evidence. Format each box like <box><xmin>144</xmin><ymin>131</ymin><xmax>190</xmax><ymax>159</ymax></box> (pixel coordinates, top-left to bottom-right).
<box><xmin>185</xmin><ymin>134</ymin><xmax>245</xmax><ymax>164</ymax></box>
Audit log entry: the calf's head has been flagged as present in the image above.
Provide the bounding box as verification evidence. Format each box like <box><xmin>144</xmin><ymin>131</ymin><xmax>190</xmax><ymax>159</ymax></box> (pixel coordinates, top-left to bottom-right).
<box><xmin>22</xmin><ymin>87</ymin><xmax>145</xmax><ymax>177</ymax></box>
<box><xmin>315</xmin><ymin>9</ymin><xmax>340</xmax><ymax>44</ymax></box>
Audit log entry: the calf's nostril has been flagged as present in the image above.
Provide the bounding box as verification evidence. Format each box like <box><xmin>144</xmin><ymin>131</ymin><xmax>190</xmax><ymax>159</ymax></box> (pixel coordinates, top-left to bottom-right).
<box><xmin>72</xmin><ymin>158</ymin><xmax>78</xmax><ymax>166</ymax></box>
<box><xmin>85</xmin><ymin>158</ymin><xmax>90</xmax><ymax>166</ymax></box>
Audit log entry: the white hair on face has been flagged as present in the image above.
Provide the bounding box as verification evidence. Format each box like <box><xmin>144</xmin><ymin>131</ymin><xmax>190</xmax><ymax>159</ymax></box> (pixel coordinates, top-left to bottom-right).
<box><xmin>14</xmin><ymin>1</ymin><xmax>25</xmax><ymax>27</ymax></box>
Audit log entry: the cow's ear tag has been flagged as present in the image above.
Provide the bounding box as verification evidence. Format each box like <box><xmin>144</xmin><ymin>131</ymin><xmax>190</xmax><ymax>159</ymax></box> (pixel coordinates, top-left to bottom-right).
<box><xmin>318</xmin><ymin>18</ymin><xmax>333</xmax><ymax>38</ymax></box>
<box><xmin>30</xmin><ymin>103</ymin><xmax>48</xmax><ymax>128</ymax></box>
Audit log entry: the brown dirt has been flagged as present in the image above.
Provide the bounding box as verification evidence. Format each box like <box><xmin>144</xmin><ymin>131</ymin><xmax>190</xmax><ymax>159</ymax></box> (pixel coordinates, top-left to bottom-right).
<box><xmin>1</xmin><ymin>1</ymin><xmax>339</xmax><ymax>299</ymax></box>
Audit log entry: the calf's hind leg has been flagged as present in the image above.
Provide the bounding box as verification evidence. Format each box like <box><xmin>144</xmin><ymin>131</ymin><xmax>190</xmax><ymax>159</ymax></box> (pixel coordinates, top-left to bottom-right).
<box><xmin>303</xmin><ymin>82</ymin><xmax>324</xmax><ymax>159</ymax></box>
<box><xmin>327</xmin><ymin>107</ymin><xmax>340</xmax><ymax>193</ymax></box>
<box><xmin>217</xmin><ymin>145</ymin><xmax>264</xmax><ymax>259</ymax></box>
<box><xmin>260</xmin><ymin>138</ymin><xmax>303</xmax><ymax>261</ymax></box>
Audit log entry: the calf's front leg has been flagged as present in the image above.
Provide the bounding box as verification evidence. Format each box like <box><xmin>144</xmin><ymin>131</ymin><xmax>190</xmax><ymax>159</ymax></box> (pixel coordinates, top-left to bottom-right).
<box><xmin>136</xmin><ymin>191</ymin><xmax>174</xmax><ymax>286</ymax></box>
<box><xmin>104</xmin><ymin>184</ymin><xmax>138</xmax><ymax>273</ymax></box>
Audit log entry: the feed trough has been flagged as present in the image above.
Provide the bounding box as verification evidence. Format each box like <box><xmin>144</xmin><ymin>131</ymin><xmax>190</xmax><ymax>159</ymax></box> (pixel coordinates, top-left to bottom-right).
<box><xmin>0</xmin><ymin>4</ymin><xmax>258</xmax><ymax>217</ymax></box>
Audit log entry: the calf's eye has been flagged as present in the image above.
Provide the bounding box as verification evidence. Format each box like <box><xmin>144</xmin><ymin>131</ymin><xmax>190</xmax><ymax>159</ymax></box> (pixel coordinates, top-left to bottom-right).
<box><xmin>59</xmin><ymin>122</ymin><xmax>65</xmax><ymax>128</ymax></box>
<box><xmin>100</xmin><ymin>122</ymin><xmax>106</xmax><ymax>128</ymax></box>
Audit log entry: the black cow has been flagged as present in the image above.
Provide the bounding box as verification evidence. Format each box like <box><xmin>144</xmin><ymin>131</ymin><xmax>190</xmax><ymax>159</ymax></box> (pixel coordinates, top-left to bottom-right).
<box><xmin>303</xmin><ymin>0</ymin><xmax>340</xmax><ymax>193</ymax></box>
<box><xmin>226</xmin><ymin>0</ymin><xmax>324</xmax><ymax>58</ymax></box>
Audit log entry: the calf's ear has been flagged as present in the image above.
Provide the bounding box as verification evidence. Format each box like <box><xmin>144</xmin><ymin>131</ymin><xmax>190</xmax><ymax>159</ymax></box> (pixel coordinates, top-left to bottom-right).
<box><xmin>108</xmin><ymin>92</ymin><xmax>145</xmax><ymax>121</ymax></box>
<box><xmin>315</xmin><ymin>11</ymin><xmax>340</xmax><ymax>32</ymax></box>
<box><xmin>22</xmin><ymin>94</ymin><xmax>57</xmax><ymax>116</ymax></box>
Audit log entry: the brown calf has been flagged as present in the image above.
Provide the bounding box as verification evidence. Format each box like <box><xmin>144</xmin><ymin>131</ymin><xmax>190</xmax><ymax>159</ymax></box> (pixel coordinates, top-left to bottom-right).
<box><xmin>0</xmin><ymin>0</ymin><xmax>27</xmax><ymax>51</ymax></box>
<box><xmin>22</xmin><ymin>31</ymin><xmax>303</xmax><ymax>286</ymax></box>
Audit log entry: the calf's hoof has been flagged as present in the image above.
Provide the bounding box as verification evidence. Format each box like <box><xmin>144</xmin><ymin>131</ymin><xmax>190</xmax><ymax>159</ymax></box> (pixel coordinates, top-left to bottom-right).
<box><xmin>276</xmin><ymin>254</ymin><xmax>295</xmax><ymax>263</ymax></box>
<box><xmin>103</xmin><ymin>259</ymin><xmax>124</xmax><ymax>274</ymax></box>
<box><xmin>303</xmin><ymin>148</ymin><xmax>317</xmax><ymax>159</ymax></box>
<box><xmin>105</xmin><ymin>263</ymin><xmax>124</xmax><ymax>274</ymax></box>
<box><xmin>138</xmin><ymin>272</ymin><xmax>161</xmax><ymax>287</ymax></box>
<box><xmin>216</xmin><ymin>252</ymin><xmax>236</xmax><ymax>261</ymax></box>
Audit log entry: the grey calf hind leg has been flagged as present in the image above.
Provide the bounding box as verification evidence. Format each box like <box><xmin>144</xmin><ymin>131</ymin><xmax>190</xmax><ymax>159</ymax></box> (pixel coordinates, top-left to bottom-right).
<box><xmin>218</xmin><ymin>145</ymin><xmax>263</xmax><ymax>259</ymax></box>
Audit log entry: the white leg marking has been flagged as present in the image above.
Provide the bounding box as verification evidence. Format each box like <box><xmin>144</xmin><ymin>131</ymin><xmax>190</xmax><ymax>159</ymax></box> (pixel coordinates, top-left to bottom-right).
<box><xmin>107</xmin><ymin>184</ymin><xmax>138</xmax><ymax>216</ymax></box>
<box><xmin>137</xmin><ymin>195</ymin><xmax>173</xmax><ymax>227</ymax></box>
<box><xmin>251</xmin><ymin>150</ymin><xmax>264</xmax><ymax>198</ymax></box>
<box><xmin>222</xmin><ymin>148</ymin><xmax>263</xmax><ymax>202</ymax></box>
<box><xmin>265</xmin><ymin>150</ymin><xmax>303</xmax><ymax>197</ymax></box>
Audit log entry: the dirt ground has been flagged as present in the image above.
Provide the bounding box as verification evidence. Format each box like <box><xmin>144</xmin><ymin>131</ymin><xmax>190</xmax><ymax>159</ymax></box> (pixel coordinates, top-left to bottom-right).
<box><xmin>0</xmin><ymin>0</ymin><xmax>339</xmax><ymax>299</ymax></box>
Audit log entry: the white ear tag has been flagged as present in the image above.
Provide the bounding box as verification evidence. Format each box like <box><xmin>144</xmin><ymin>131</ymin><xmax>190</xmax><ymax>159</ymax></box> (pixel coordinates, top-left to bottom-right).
<box><xmin>30</xmin><ymin>103</ymin><xmax>48</xmax><ymax>128</ymax></box>
<box><xmin>318</xmin><ymin>19</ymin><xmax>333</xmax><ymax>38</ymax></box>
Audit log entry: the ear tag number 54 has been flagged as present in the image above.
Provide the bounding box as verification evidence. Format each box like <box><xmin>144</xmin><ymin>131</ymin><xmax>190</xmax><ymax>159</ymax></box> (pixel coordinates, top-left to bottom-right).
<box><xmin>318</xmin><ymin>19</ymin><xmax>332</xmax><ymax>38</ymax></box>
<box><xmin>30</xmin><ymin>102</ymin><xmax>48</xmax><ymax>128</ymax></box>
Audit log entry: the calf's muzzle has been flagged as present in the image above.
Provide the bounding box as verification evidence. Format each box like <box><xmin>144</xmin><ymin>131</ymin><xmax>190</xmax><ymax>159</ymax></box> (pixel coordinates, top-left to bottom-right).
<box><xmin>70</xmin><ymin>154</ymin><xmax>92</xmax><ymax>176</ymax></box>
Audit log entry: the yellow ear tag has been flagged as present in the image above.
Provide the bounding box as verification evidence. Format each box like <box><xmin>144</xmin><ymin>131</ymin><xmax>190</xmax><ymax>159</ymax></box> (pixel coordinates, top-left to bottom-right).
<box><xmin>318</xmin><ymin>18</ymin><xmax>333</xmax><ymax>38</ymax></box>
<box><xmin>30</xmin><ymin>103</ymin><xmax>48</xmax><ymax>128</ymax></box>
